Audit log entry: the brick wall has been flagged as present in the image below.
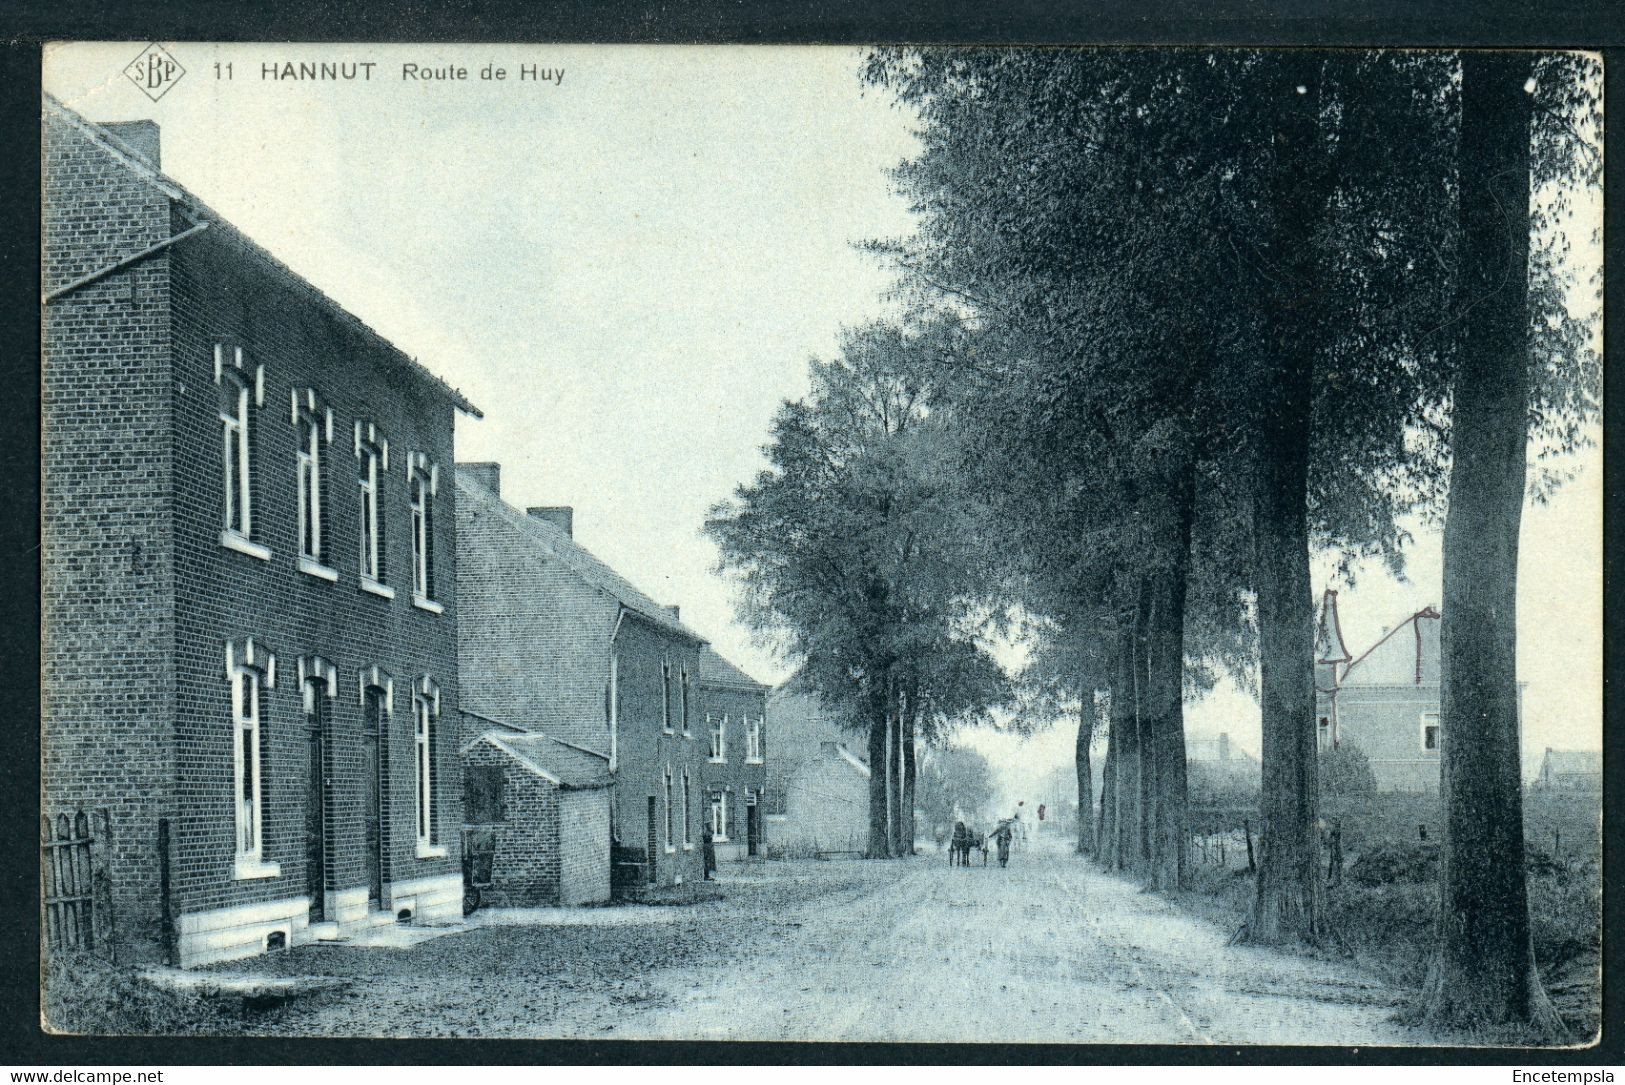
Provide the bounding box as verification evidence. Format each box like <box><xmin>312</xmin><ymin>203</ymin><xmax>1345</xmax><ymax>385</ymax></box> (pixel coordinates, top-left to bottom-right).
<box><xmin>612</xmin><ymin>615</ymin><xmax>705</xmax><ymax>887</ymax></box>
<box><xmin>165</xmin><ymin>222</ymin><xmax>464</xmax><ymax>919</ymax></box>
<box><xmin>697</xmin><ymin>682</ymin><xmax>768</xmax><ymax>846</ymax></box>
<box><xmin>42</xmin><ymin>108</ymin><xmax>467</xmax><ymax>960</ymax></box>
<box><xmin>464</xmin><ymin>739</ymin><xmax>559</xmax><ymax>906</ymax></box>
<box><xmin>455</xmin><ymin>475</ymin><xmax>617</xmax><ymax>753</ymax></box>
<box><xmin>41</xmin><ymin>109</ymin><xmax>178</xmax><ymax>961</ymax></box>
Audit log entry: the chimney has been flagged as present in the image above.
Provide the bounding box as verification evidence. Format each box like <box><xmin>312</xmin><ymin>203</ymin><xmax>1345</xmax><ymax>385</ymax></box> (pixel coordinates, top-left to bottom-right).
<box><xmin>526</xmin><ymin>506</ymin><xmax>573</xmax><ymax>537</ymax></box>
<box><xmin>458</xmin><ymin>462</ymin><xmax>501</xmax><ymax>498</ymax></box>
<box><xmin>102</xmin><ymin>120</ymin><xmax>160</xmax><ymax>169</ymax></box>
<box><xmin>665</xmin><ymin>604</ymin><xmax>680</xmax><ymax>622</ymax></box>
<box><xmin>1218</xmin><ymin>732</ymin><xmax>1230</xmax><ymax>761</ymax></box>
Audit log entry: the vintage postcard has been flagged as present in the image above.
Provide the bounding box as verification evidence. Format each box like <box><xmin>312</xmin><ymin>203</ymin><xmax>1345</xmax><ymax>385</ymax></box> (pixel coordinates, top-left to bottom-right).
<box><xmin>39</xmin><ymin>42</ymin><xmax>1602</xmax><ymax>1046</ymax></box>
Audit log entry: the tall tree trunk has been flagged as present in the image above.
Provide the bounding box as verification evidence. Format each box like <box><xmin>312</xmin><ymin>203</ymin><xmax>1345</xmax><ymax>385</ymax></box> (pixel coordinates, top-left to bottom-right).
<box><xmin>1245</xmin><ymin>61</ymin><xmax>1327</xmax><ymax>944</ymax></box>
<box><xmin>865</xmin><ymin>680</ymin><xmax>891</xmax><ymax>859</ymax></box>
<box><xmin>1133</xmin><ymin>584</ymin><xmax>1156</xmax><ymax>879</ymax></box>
<box><xmin>1076</xmin><ymin>671</ymin><xmax>1095</xmax><ymax>856</ymax></box>
<box><xmin>1112</xmin><ymin>621</ymin><xmax>1142</xmax><ymax>873</ymax></box>
<box><xmin>1421</xmin><ymin>50</ymin><xmax>1563</xmax><ymax>1038</ymax></box>
<box><xmin>1146</xmin><ymin>455</ymin><xmax>1196</xmax><ymax>890</ymax></box>
<box><xmin>1097</xmin><ymin>686</ymin><xmax>1118</xmax><ymax>868</ymax></box>
<box><xmin>903</xmin><ymin>679</ymin><xmax>920</xmax><ymax>855</ymax></box>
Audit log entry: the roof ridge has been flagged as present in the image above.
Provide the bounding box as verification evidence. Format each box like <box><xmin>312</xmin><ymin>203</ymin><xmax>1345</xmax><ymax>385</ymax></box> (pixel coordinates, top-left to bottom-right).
<box><xmin>456</xmin><ymin>471</ymin><xmax>706</xmax><ymax>644</ymax></box>
<box><xmin>44</xmin><ymin>96</ymin><xmax>480</xmax><ymax>418</ymax></box>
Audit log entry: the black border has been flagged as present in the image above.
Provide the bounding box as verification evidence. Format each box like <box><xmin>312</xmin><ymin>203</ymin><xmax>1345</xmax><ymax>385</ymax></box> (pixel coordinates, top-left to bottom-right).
<box><xmin>2</xmin><ymin>0</ymin><xmax>1620</xmax><ymax>1067</ymax></box>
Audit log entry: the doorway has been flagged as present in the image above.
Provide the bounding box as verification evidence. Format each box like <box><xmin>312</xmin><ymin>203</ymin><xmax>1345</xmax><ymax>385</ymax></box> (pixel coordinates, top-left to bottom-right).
<box><xmin>362</xmin><ymin>694</ymin><xmax>384</xmax><ymax>910</ymax></box>
<box><xmin>646</xmin><ymin>796</ymin><xmax>658</xmax><ymax>885</ymax></box>
<box><xmin>305</xmin><ymin>692</ymin><xmax>328</xmax><ymax>922</ymax></box>
<box><xmin>746</xmin><ymin>795</ymin><xmax>761</xmax><ymax>858</ymax></box>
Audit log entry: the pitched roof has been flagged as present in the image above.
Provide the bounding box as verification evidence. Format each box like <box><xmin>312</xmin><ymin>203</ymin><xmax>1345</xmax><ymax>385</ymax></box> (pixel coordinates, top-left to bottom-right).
<box><xmin>465</xmin><ymin>730</ymin><xmax>613</xmax><ymax>789</ymax></box>
<box><xmin>1341</xmin><ymin>605</ymin><xmax>1441</xmax><ymax>687</ymax></box>
<box><xmin>697</xmin><ymin>646</ymin><xmax>768</xmax><ymax>691</ymax></box>
<box><xmin>455</xmin><ymin>470</ymin><xmax>705</xmax><ymax>644</ymax></box>
<box><xmin>1542</xmin><ymin>750</ymin><xmax>1600</xmax><ymax>776</ymax></box>
<box><xmin>43</xmin><ymin>96</ymin><xmax>480</xmax><ymax>418</ymax></box>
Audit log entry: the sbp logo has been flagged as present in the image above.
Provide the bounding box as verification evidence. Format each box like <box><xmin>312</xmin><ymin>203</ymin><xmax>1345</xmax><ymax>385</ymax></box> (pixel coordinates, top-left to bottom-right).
<box><xmin>124</xmin><ymin>44</ymin><xmax>185</xmax><ymax>102</ymax></box>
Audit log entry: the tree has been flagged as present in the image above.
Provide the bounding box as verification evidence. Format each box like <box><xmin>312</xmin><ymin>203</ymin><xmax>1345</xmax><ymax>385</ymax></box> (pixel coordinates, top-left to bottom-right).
<box><xmin>915</xmin><ymin>745</ymin><xmax>997</xmax><ymax>837</ymax></box>
<box><xmin>707</xmin><ymin>317</ymin><xmax>1007</xmax><ymax>858</ymax></box>
<box><xmin>1421</xmin><ymin>50</ymin><xmax>1567</xmax><ymax>1038</ymax></box>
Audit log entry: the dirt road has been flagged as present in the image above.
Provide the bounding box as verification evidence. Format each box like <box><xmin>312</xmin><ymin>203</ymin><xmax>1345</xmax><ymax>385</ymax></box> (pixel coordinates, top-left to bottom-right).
<box><xmin>614</xmin><ymin>836</ymin><xmax>1412</xmax><ymax>1044</ymax></box>
<box><xmin>208</xmin><ymin>837</ymin><xmax>1413</xmax><ymax>1043</ymax></box>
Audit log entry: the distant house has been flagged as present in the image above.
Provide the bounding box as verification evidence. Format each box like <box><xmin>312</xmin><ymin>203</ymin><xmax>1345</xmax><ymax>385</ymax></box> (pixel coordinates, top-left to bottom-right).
<box><xmin>455</xmin><ymin>464</ymin><xmax>709</xmax><ymax>898</ymax></box>
<box><xmin>763</xmin><ymin>685</ymin><xmax>871</xmax><ymax>856</ymax></box>
<box><xmin>696</xmin><ymin>648</ymin><xmax>770</xmax><ymax>862</ymax></box>
<box><xmin>1533</xmin><ymin>748</ymin><xmax>1601</xmax><ymax>792</ymax></box>
<box><xmin>1186</xmin><ymin>732</ymin><xmax>1260</xmax><ymax>802</ymax></box>
<box><xmin>461</xmin><ymin>716</ymin><xmax>613</xmax><ymax>906</ymax></box>
<box><xmin>1313</xmin><ymin>590</ymin><xmax>1524</xmax><ymax>793</ymax></box>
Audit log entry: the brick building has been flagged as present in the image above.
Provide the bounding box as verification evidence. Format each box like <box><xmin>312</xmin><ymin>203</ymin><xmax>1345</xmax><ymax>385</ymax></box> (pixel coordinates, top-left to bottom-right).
<box><xmin>763</xmin><ymin>685</ymin><xmax>871</xmax><ymax>857</ymax></box>
<box><xmin>42</xmin><ymin>100</ymin><xmax>476</xmax><ymax>966</ymax></box>
<box><xmin>695</xmin><ymin>648</ymin><xmax>769</xmax><ymax>862</ymax></box>
<box><xmin>455</xmin><ymin>464</ymin><xmax>708</xmax><ymax>894</ymax></box>
<box><xmin>1314</xmin><ymin>589</ymin><xmax>1526</xmax><ymax>793</ymax></box>
<box><xmin>461</xmin><ymin>714</ymin><xmax>613</xmax><ymax>906</ymax></box>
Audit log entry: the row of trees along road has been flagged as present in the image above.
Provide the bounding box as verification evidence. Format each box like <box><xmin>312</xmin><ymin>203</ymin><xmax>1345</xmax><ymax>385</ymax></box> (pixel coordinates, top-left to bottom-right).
<box><xmin>708</xmin><ymin>48</ymin><xmax>1597</xmax><ymax>1038</ymax></box>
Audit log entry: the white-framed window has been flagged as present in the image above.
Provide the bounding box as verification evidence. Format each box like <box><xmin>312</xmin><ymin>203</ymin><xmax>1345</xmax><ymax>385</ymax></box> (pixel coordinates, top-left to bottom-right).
<box><xmin>414</xmin><ymin>677</ymin><xmax>446</xmax><ymax>857</ymax></box>
<box><xmin>1421</xmin><ymin>711</ymin><xmax>1440</xmax><ymax>753</ymax></box>
<box><xmin>227</xmin><ymin>638</ymin><xmax>278</xmax><ymax>879</ymax></box>
<box><xmin>608</xmin><ymin>652</ymin><xmax>619</xmax><ymax>771</ymax></box>
<box><xmin>708</xmin><ymin>713</ymin><xmax>727</xmax><ymax>763</ymax></box>
<box><xmin>680</xmin><ymin>666</ymin><xmax>692</xmax><ymax>735</ymax></box>
<box><xmin>663</xmin><ymin>764</ymin><xmax>675</xmax><ymax>852</ymax></box>
<box><xmin>661</xmin><ymin>660</ymin><xmax>673</xmax><ymax>733</ymax></box>
<box><xmin>710</xmin><ymin>790</ymin><xmax>728</xmax><ymax>843</ymax></box>
<box><xmin>215</xmin><ymin>343</ymin><xmax>268</xmax><ymax>560</ymax></box>
<box><xmin>745</xmin><ymin>714</ymin><xmax>763</xmax><ymax>763</ymax></box>
<box><xmin>682</xmin><ymin>769</ymin><xmax>693</xmax><ymax>849</ymax></box>
<box><xmin>408</xmin><ymin>453</ymin><xmax>441</xmax><ymax>613</ymax></box>
<box><xmin>292</xmin><ymin>389</ymin><xmax>334</xmax><ymax>577</ymax></box>
<box><xmin>355</xmin><ymin>422</ymin><xmax>390</xmax><ymax>596</ymax></box>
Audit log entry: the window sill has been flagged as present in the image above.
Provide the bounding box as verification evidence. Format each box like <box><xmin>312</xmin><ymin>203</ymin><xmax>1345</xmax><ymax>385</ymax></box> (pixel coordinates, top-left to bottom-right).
<box><xmin>712</xmin><ymin>837</ymin><xmax>729</xmax><ymax>845</ymax></box>
<box><xmin>664</xmin><ymin>845</ymin><xmax>676</xmax><ymax>854</ymax></box>
<box><xmin>298</xmin><ymin>557</ymin><xmax>339</xmax><ymax>583</ymax></box>
<box><xmin>682</xmin><ymin>731</ymin><xmax>693</xmax><ymax>740</ymax></box>
<box><xmin>412</xmin><ymin>594</ymin><xmax>444</xmax><ymax>615</ymax></box>
<box><xmin>360</xmin><ymin>577</ymin><xmax>396</xmax><ymax>600</ymax></box>
<box><xmin>415</xmin><ymin>842</ymin><xmax>449</xmax><ymax>860</ymax></box>
<box><xmin>683</xmin><ymin>843</ymin><xmax>694</xmax><ymax>851</ymax></box>
<box><xmin>745</xmin><ymin>758</ymin><xmax>764</xmax><ymax>766</ymax></box>
<box><xmin>708</xmin><ymin>758</ymin><xmax>727</xmax><ymax>765</ymax></box>
<box><xmin>233</xmin><ymin>856</ymin><xmax>281</xmax><ymax>880</ymax></box>
<box><xmin>662</xmin><ymin>728</ymin><xmax>674</xmax><ymax>737</ymax></box>
<box><xmin>219</xmin><ymin>531</ymin><xmax>272</xmax><ymax>562</ymax></box>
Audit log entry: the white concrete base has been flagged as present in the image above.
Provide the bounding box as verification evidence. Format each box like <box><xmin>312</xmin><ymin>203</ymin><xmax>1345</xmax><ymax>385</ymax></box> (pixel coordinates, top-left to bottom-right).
<box><xmin>387</xmin><ymin>872</ymin><xmax>462</xmax><ymax>925</ymax></box>
<box><xmin>177</xmin><ymin>896</ymin><xmax>311</xmax><ymax>969</ymax></box>
<box><xmin>176</xmin><ymin>880</ymin><xmax>454</xmax><ymax>967</ymax></box>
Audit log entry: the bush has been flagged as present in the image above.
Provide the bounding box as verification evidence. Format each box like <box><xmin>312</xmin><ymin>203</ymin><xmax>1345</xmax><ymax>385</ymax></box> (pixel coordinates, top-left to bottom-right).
<box><xmin>1320</xmin><ymin>742</ymin><xmax>1377</xmax><ymax>800</ymax></box>
<box><xmin>1347</xmin><ymin>841</ymin><xmax>1440</xmax><ymax>886</ymax></box>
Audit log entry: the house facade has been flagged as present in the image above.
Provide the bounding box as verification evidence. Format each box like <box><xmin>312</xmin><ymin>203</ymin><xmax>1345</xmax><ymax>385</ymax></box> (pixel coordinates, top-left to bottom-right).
<box><xmin>1533</xmin><ymin>748</ymin><xmax>1601</xmax><ymax>792</ymax></box>
<box><xmin>696</xmin><ymin>648</ymin><xmax>769</xmax><ymax>862</ymax></box>
<box><xmin>42</xmin><ymin>101</ymin><xmax>473</xmax><ymax>967</ymax></box>
<box><xmin>455</xmin><ymin>464</ymin><xmax>708</xmax><ymax>895</ymax></box>
<box><xmin>763</xmin><ymin>686</ymin><xmax>870</xmax><ymax>857</ymax></box>
<box><xmin>1314</xmin><ymin>590</ymin><xmax>1525</xmax><ymax>793</ymax></box>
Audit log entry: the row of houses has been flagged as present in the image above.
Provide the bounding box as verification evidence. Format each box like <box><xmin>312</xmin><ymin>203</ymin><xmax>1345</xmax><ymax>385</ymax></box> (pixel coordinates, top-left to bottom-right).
<box><xmin>41</xmin><ymin>100</ymin><xmax>771</xmax><ymax>968</ymax></box>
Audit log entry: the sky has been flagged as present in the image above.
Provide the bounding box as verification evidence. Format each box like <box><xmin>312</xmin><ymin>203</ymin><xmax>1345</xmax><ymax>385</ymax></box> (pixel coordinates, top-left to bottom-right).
<box><xmin>44</xmin><ymin>43</ymin><xmax>1603</xmax><ymax>800</ymax></box>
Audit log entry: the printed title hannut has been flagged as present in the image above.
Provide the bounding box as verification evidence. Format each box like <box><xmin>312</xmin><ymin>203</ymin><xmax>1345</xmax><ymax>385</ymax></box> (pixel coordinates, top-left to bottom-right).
<box><xmin>258</xmin><ymin>60</ymin><xmax>564</xmax><ymax>83</ymax></box>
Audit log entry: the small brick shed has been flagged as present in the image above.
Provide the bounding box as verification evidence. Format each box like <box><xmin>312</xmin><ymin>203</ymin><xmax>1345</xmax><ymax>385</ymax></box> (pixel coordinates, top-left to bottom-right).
<box><xmin>462</xmin><ymin>726</ymin><xmax>612</xmax><ymax>907</ymax></box>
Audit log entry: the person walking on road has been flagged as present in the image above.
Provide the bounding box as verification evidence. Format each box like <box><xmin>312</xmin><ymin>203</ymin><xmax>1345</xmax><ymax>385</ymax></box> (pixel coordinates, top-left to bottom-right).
<box><xmin>993</xmin><ymin>822</ymin><xmax>1013</xmax><ymax>868</ymax></box>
